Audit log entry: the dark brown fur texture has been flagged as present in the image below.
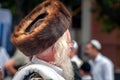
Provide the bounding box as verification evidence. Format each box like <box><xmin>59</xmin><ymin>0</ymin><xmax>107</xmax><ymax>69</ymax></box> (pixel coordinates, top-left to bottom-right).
<box><xmin>11</xmin><ymin>0</ymin><xmax>71</xmax><ymax>56</ymax></box>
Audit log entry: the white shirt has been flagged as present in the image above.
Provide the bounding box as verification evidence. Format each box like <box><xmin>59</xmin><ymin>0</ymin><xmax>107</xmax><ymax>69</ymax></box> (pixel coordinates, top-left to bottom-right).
<box><xmin>82</xmin><ymin>75</ymin><xmax>92</xmax><ymax>80</ymax></box>
<box><xmin>89</xmin><ymin>53</ymin><xmax>114</xmax><ymax>80</ymax></box>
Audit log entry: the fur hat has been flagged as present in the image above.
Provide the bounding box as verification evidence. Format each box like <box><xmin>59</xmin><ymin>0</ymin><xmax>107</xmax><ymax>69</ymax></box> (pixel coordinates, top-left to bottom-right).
<box><xmin>11</xmin><ymin>0</ymin><xmax>71</xmax><ymax>56</ymax></box>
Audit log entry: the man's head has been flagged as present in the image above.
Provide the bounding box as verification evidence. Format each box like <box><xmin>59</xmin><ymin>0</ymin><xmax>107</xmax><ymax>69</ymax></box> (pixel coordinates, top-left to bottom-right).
<box><xmin>80</xmin><ymin>62</ymin><xmax>91</xmax><ymax>77</ymax></box>
<box><xmin>85</xmin><ymin>39</ymin><xmax>101</xmax><ymax>59</ymax></box>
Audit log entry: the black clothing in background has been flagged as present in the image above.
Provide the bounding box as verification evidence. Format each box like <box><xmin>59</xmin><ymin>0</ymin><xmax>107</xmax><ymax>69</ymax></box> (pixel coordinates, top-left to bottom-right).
<box><xmin>72</xmin><ymin>62</ymin><xmax>81</xmax><ymax>80</ymax></box>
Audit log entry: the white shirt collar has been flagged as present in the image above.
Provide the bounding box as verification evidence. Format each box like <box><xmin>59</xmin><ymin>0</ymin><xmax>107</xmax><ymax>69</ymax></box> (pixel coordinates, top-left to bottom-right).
<box><xmin>31</xmin><ymin>56</ymin><xmax>63</xmax><ymax>75</ymax></box>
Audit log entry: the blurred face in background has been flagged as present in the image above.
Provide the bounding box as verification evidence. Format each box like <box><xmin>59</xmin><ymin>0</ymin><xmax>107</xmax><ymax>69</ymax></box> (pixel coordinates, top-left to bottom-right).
<box><xmin>85</xmin><ymin>43</ymin><xmax>96</xmax><ymax>58</ymax></box>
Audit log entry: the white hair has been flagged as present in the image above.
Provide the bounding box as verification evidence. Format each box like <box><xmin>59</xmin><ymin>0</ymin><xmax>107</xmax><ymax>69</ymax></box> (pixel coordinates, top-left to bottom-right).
<box><xmin>52</xmin><ymin>32</ymin><xmax>74</xmax><ymax>80</ymax></box>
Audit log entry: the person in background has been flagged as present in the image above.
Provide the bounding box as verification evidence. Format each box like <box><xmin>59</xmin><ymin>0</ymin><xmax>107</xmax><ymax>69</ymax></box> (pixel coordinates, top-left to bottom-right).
<box><xmin>70</xmin><ymin>40</ymin><xmax>82</xmax><ymax>80</ymax></box>
<box><xmin>0</xmin><ymin>5</ymin><xmax>14</xmax><ymax>56</ymax></box>
<box><xmin>4</xmin><ymin>49</ymin><xmax>30</xmax><ymax>76</ymax></box>
<box><xmin>71</xmin><ymin>40</ymin><xmax>83</xmax><ymax>68</ymax></box>
<box><xmin>80</xmin><ymin>62</ymin><xmax>92</xmax><ymax>80</ymax></box>
<box><xmin>85</xmin><ymin>39</ymin><xmax>114</xmax><ymax>80</ymax></box>
<box><xmin>0</xmin><ymin>47</ymin><xmax>9</xmax><ymax>75</ymax></box>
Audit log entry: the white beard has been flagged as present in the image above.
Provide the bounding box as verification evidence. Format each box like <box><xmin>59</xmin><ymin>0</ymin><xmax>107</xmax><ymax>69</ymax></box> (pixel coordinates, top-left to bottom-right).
<box><xmin>51</xmin><ymin>33</ymin><xmax>74</xmax><ymax>80</ymax></box>
<box><xmin>51</xmin><ymin>52</ymin><xmax>74</xmax><ymax>80</ymax></box>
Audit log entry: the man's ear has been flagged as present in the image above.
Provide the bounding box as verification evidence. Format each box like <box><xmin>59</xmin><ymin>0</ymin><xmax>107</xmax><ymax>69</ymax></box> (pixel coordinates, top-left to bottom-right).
<box><xmin>52</xmin><ymin>46</ymin><xmax>56</xmax><ymax>54</ymax></box>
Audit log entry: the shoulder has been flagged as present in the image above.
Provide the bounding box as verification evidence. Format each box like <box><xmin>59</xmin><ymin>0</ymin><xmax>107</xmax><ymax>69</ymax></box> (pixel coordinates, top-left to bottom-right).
<box><xmin>13</xmin><ymin>64</ymin><xmax>65</xmax><ymax>80</ymax></box>
<box><xmin>101</xmin><ymin>55</ymin><xmax>113</xmax><ymax>67</ymax></box>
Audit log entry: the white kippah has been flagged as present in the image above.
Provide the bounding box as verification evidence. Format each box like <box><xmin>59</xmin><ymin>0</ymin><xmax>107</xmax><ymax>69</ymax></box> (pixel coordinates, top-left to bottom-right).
<box><xmin>90</xmin><ymin>39</ymin><xmax>101</xmax><ymax>50</ymax></box>
<box><xmin>73</xmin><ymin>40</ymin><xmax>78</xmax><ymax>50</ymax></box>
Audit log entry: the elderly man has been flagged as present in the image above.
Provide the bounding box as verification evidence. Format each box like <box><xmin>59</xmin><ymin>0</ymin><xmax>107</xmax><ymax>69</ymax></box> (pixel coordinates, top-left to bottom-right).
<box><xmin>11</xmin><ymin>0</ymin><xmax>74</xmax><ymax>80</ymax></box>
<box><xmin>85</xmin><ymin>39</ymin><xmax>114</xmax><ymax>80</ymax></box>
